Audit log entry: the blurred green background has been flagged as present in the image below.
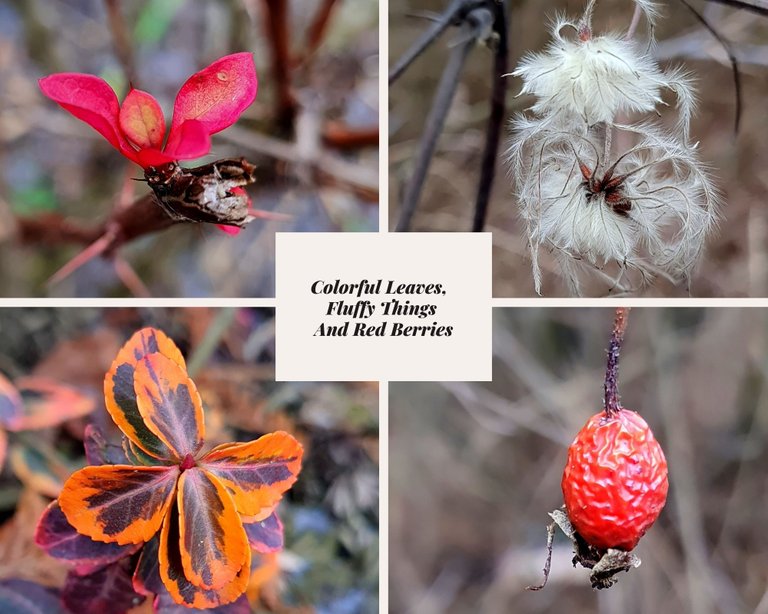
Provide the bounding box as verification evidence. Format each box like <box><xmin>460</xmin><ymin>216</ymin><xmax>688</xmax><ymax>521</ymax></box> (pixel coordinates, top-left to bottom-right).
<box><xmin>391</xmin><ymin>308</ymin><xmax>768</xmax><ymax>613</ymax></box>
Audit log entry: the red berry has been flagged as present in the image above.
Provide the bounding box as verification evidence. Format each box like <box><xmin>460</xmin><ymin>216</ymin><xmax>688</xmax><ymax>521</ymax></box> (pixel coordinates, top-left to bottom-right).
<box><xmin>561</xmin><ymin>408</ymin><xmax>668</xmax><ymax>551</ymax></box>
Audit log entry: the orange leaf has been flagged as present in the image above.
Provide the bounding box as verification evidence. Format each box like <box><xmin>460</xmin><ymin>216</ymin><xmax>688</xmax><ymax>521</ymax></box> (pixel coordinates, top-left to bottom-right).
<box><xmin>200</xmin><ymin>431</ymin><xmax>302</xmax><ymax>516</ymax></box>
<box><xmin>59</xmin><ymin>465</ymin><xmax>179</xmax><ymax>545</ymax></box>
<box><xmin>177</xmin><ymin>468</ymin><xmax>247</xmax><ymax>589</ymax></box>
<box><xmin>239</xmin><ymin>502</ymin><xmax>279</xmax><ymax>524</ymax></box>
<box><xmin>134</xmin><ymin>354</ymin><xmax>204</xmax><ymax>460</ymax></box>
<box><xmin>12</xmin><ymin>377</ymin><xmax>95</xmax><ymax>431</ymax></box>
<box><xmin>159</xmin><ymin>497</ymin><xmax>251</xmax><ymax>609</ymax></box>
<box><xmin>104</xmin><ymin>328</ymin><xmax>185</xmax><ymax>461</ymax></box>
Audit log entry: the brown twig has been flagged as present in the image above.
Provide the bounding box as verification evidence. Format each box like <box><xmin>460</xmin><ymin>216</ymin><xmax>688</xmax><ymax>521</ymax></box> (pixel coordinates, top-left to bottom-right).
<box><xmin>604</xmin><ymin>307</ymin><xmax>631</xmax><ymax>417</ymax></box>
<box><xmin>104</xmin><ymin>0</ymin><xmax>137</xmax><ymax>85</ymax></box>
<box><xmin>526</xmin><ymin>521</ymin><xmax>556</xmax><ymax>591</ymax></box>
<box><xmin>322</xmin><ymin>122</ymin><xmax>379</xmax><ymax>150</ymax></box>
<box><xmin>260</xmin><ymin>0</ymin><xmax>297</xmax><ymax>131</ymax></box>
<box><xmin>44</xmin><ymin>193</ymin><xmax>176</xmax><ymax>286</ymax></box>
<box><xmin>297</xmin><ymin>0</ymin><xmax>340</xmax><ymax>65</ymax></box>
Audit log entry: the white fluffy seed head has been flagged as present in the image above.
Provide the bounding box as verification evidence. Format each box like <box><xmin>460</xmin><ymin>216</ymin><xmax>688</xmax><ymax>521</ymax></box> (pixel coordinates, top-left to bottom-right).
<box><xmin>511</xmin><ymin>2</ymin><xmax>696</xmax><ymax>136</ymax></box>
<box><xmin>508</xmin><ymin>118</ymin><xmax>719</xmax><ymax>294</ymax></box>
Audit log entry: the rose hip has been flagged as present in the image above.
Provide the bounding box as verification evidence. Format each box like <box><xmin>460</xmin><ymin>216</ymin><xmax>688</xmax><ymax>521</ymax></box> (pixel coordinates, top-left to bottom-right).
<box><xmin>561</xmin><ymin>407</ymin><xmax>668</xmax><ymax>551</ymax></box>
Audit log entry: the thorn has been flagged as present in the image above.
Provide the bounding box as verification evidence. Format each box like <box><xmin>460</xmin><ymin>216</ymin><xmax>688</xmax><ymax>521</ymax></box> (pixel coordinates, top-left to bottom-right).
<box><xmin>47</xmin><ymin>233</ymin><xmax>113</xmax><ymax>286</ymax></box>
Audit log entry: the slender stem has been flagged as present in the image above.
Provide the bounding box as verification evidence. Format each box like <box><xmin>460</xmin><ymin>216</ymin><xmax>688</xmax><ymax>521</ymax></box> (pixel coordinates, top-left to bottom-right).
<box><xmin>526</xmin><ymin>521</ymin><xmax>556</xmax><ymax>591</ymax></box>
<box><xmin>471</xmin><ymin>1</ymin><xmax>509</xmax><ymax>232</ymax></box>
<box><xmin>604</xmin><ymin>307</ymin><xmax>631</xmax><ymax>417</ymax></box>
<box><xmin>395</xmin><ymin>20</ymin><xmax>476</xmax><ymax>232</ymax></box>
<box><xmin>299</xmin><ymin>0</ymin><xmax>339</xmax><ymax>64</ymax></box>
<box><xmin>603</xmin><ymin>123</ymin><xmax>613</xmax><ymax>170</ymax></box>
<box><xmin>389</xmin><ymin>0</ymin><xmax>469</xmax><ymax>84</ymax></box>
<box><xmin>261</xmin><ymin>0</ymin><xmax>296</xmax><ymax>132</ymax></box>
<box><xmin>104</xmin><ymin>0</ymin><xmax>136</xmax><ymax>85</ymax></box>
<box><xmin>625</xmin><ymin>3</ymin><xmax>643</xmax><ymax>40</ymax></box>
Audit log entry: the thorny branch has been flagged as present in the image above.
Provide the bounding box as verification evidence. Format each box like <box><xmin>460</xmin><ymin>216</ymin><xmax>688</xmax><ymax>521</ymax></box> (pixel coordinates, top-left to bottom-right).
<box><xmin>392</xmin><ymin>0</ymin><xmax>511</xmax><ymax>232</ymax></box>
<box><xmin>13</xmin><ymin>0</ymin><xmax>375</xmax><ymax>294</ymax></box>
<box><xmin>604</xmin><ymin>307</ymin><xmax>631</xmax><ymax>417</ymax></box>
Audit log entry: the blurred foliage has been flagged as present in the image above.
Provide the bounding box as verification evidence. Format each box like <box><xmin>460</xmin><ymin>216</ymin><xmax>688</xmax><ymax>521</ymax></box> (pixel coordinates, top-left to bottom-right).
<box><xmin>0</xmin><ymin>308</ymin><xmax>379</xmax><ymax>613</ymax></box>
<box><xmin>391</xmin><ymin>308</ymin><xmax>768</xmax><ymax>613</ymax></box>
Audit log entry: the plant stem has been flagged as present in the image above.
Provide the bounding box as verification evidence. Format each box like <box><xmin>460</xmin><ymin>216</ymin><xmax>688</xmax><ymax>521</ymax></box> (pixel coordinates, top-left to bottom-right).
<box><xmin>604</xmin><ymin>307</ymin><xmax>631</xmax><ymax>417</ymax></box>
<box><xmin>625</xmin><ymin>4</ymin><xmax>643</xmax><ymax>40</ymax></box>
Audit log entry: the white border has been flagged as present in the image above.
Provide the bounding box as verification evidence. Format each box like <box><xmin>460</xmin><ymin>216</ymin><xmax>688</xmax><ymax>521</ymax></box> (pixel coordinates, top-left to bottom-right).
<box><xmin>378</xmin><ymin>0</ymin><xmax>389</xmax><ymax>611</ymax></box>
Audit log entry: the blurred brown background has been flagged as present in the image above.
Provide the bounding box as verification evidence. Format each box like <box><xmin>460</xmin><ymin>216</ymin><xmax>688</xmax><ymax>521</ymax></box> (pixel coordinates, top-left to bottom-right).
<box><xmin>390</xmin><ymin>308</ymin><xmax>768</xmax><ymax>613</ymax></box>
<box><xmin>389</xmin><ymin>0</ymin><xmax>768</xmax><ymax>296</ymax></box>
<box><xmin>0</xmin><ymin>0</ymin><xmax>378</xmax><ymax>297</ymax></box>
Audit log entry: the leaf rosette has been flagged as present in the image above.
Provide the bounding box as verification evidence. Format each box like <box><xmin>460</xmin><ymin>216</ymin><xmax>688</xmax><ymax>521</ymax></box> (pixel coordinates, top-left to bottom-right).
<box><xmin>36</xmin><ymin>327</ymin><xmax>303</xmax><ymax>610</ymax></box>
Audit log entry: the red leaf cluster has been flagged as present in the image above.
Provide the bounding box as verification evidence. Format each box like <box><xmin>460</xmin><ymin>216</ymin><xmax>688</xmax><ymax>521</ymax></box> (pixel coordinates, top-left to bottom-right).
<box><xmin>39</xmin><ymin>54</ymin><xmax>257</xmax><ymax>170</ymax></box>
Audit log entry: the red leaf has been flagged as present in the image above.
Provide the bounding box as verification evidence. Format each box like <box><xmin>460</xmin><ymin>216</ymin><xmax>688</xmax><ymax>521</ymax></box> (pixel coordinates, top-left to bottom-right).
<box><xmin>216</xmin><ymin>224</ymin><xmax>242</xmax><ymax>236</ymax></box>
<box><xmin>134</xmin><ymin>147</ymin><xmax>177</xmax><ymax>169</ymax></box>
<box><xmin>38</xmin><ymin>73</ymin><xmax>139</xmax><ymax>164</ymax></box>
<box><xmin>62</xmin><ymin>559</ymin><xmax>145</xmax><ymax>614</ymax></box>
<box><xmin>119</xmin><ymin>88</ymin><xmax>166</xmax><ymax>149</ymax></box>
<box><xmin>0</xmin><ymin>372</ymin><xmax>23</xmax><ymax>430</ymax></box>
<box><xmin>169</xmin><ymin>53</ymin><xmax>257</xmax><ymax>137</ymax></box>
<box><xmin>104</xmin><ymin>328</ymin><xmax>185</xmax><ymax>461</ymax></box>
<box><xmin>163</xmin><ymin>119</ymin><xmax>211</xmax><ymax>161</ymax></box>
<box><xmin>59</xmin><ymin>464</ymin><xmax>179</xmax><ymax>545</ymax></box>
<box><xmin>177</xmin><ymin>468</ymin><xmax>247</xmax><ymax>589</ymax></box>
<box><xmin>133</xmin><ymin>354</ymin><xmax>204</xmax><ymax>460</ymax></box>
<box><xmin>158</xmin><ymin>498</ymin><xmax>251</xmax><ymax>609</ymax></box>
<box><xmin>35</xmin><ymin>501</ymin><xmax>140</xmax><ymax>574</ymax></box>
<box><xmin>12</xmin><ymin>377</ymin><xmax>96</xmax><ymax>431</ymax></box>
<box><xmin>243</xmin><ymin>511</ymin><xmax>283</xmax><ymax>553</ymax></box>
<box><xmin>200</xmin><ymin>431</ymin><xmax>303</xmax><ymax>516</ymax></box>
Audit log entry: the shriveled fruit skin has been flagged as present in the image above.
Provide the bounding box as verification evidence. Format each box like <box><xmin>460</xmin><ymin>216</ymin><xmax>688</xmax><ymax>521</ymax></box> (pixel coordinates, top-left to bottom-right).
<box><xmin>562</xmin><ymin>409</ymin><xmax>668</xmax><ymax>551</ymax></box>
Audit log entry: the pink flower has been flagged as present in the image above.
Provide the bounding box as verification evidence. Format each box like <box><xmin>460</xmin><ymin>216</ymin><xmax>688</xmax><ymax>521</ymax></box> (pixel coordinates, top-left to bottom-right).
<box><xmin>39</xmin><ymin>53</ymin><xmax>257</xmax><ymax>169</ymax></box>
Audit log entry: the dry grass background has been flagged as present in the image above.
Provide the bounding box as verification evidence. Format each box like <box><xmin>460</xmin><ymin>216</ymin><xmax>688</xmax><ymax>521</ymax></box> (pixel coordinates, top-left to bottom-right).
<box><xmin>389</xmin><ymin>0</ymin><xmax>768</xmax><ymax>296</ymax></box>
<box><xmin>390</xmin><ymin>308</ymin><xmax>768</xmax><ymax>613</ymax></box>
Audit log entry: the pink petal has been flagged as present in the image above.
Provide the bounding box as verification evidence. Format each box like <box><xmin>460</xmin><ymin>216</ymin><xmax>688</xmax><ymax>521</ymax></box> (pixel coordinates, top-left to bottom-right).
<box><xmin>216</xmin><ymin>224</ymin><xmax>242</xmax><ymax>236</ymax></box>
<box><xmin>164</xmin><ymin>119</ymin><xmax>211</xmax><ymax>160</ymax></box>
<box><xmin>169</xmin><ymin>52</ymin><xmax>257</xmax><ymax>137</ymax></box>
<box><xmin>39</xmin><ymin>74</ymin><xmax>136</xmax><ymax>161</ymax></box>
<box><xmin>119</xmin><ymin>88</ymin><xmax>166</xmax><ymax>150</ymax></box>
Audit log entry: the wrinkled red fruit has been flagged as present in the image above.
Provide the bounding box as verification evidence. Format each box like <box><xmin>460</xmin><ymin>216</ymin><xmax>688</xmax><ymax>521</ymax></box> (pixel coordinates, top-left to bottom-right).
<box><xmin>562</xmin><ymin>409</ymin><xmax>668</xmax><ymax>551</ymax></box>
